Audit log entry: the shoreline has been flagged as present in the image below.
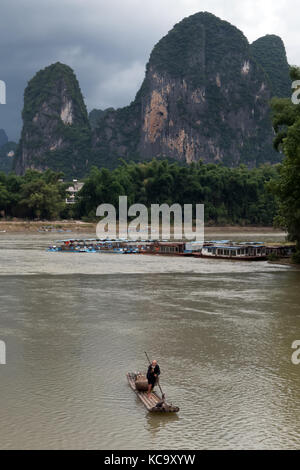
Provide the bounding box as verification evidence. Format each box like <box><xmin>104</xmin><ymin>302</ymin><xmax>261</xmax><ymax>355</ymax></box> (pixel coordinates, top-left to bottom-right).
<box><xmin>0</xmin><ymin>220</ymin><xmax>95</xmax><ymax>233</ymax></box>
<box><xmin>1</xmin><ymin>220</ymin><xmax>298</xmax><ymax>266</ymax></box>
<box><xmin>0</xmin><ymin>220</ymin><xmax>287</xmax><ymax>234</ymax></box>
<box><xmin>268</xmin><ymin>258</ymin><xmax>300</xmax><ymax>269</ymax></box>
<box><xmin>0</xmin><ymin>220</ymin><xmax>287</xmax><ymax>235</ymax></box>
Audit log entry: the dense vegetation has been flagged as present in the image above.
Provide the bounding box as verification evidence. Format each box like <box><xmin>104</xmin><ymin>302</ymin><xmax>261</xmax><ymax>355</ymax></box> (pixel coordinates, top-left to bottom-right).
<box><xmin>149</xmin><ymin>12</ymin><xmax>249</xmax><ymax>87</ymax></box>
<box><xmin>270</xmin><ymin>66</ymin><xmax>300</xmax><ymax>262</ymax></box>
<box><xmin>0</xmin><ymin>170</ymin><xmax>67</xmax><ymax>219</ymax></box>
<box><xmin>21</xmin><ymin>62</ymin><xmax>88</xmax><ymax>124</ymax></box>
<box><xmin>13</xmin><ymin>62</ymin><xmax>92</xmax><ymax>179</ymax></box>
<box><xmin>0</xmin><ymin>161</ymin><xmax>279</xmax><ymax>225</ymax></box>
<box><xmin>250</xmin><ymin>35</ymin><xmax>291</xmax><ymax>98</ymax></box>
<box><xmin>75</xmin><ymin>160</ymin><xmax>279</xmax><ymax>225</ymax></box>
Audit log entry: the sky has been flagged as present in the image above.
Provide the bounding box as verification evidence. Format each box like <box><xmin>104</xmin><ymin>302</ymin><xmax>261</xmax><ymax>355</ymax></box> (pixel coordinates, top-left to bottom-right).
<box><xmin>0</xmin><ymin>0</ymin><xmax>299</xmax><ymax>141</ymax></box>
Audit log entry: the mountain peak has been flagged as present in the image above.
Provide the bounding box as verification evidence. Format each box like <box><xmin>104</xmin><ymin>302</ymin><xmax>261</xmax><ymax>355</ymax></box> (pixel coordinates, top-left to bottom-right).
<box><xmin>250</xmin><ymin>34</ymin><xmax>291</xmax><ymax>97</ymax></box>
<box><xmin>14</xmin><ymin>62</ymin><xmax>91</xmax><ymax>177</ymax></box>
<box><xmin>14</xmin><ymin>13</ymin><xmax>292</xmax><ymax>175</ymax></box>
<box><xmin>93</xmin><ymin>11</ymin><xmax>282</xmax><ymax>167</ymax></box>
<box><xmin>148</xmin><ymin>12</ymin><xmax>249</xmax><ymax>87</ymax></box>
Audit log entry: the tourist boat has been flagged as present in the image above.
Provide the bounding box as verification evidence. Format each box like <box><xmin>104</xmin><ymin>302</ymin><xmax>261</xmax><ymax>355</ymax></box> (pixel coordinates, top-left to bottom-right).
<box><xmin>199</xmin><ymin>242</ymin><xmax>267</xmax><ymax>260</ymax></box>
<box><xmin>47</xmin><ymin>246</ymin><xmax>61</xmax><ymax>252</ymax></box>
<box><xmin>139</xmin><ymin>241</ymin><xmax>192</xmax><ymax>256</ymax></box>
<box><xmin>126</xmin><ymin>372</ymin><xmax>179</xmax><ymax>413</ymax></box>
<box><xmin>47</xmin><ymin>238</ymin><xmax>151</xmax><ymax>254</ymax></box>
<box><xmin>46</xmin><ymin>238</ymin><xmax>295</xmax><ymax>261</ymax></box>
<box><xmin>265</xmin><ymin>245</ymin><xmax>295</xmax><ymax>258</ymax></box>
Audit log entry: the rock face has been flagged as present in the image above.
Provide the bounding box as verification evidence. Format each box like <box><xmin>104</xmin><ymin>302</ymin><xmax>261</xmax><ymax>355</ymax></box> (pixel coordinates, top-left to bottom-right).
<box><xmin>14</xmin><ymin>62</ymin><xmax>91</xmax><ymax>177</ymax></box>
<box><xmin>14</xmin><ymin>13</ymin><xmax>292</xmax><ymax>175</ymax></box>
<box><xmin>93</xmin><ymin>12</ymin><xmax>290</xmax><ymax>167</ymax></box>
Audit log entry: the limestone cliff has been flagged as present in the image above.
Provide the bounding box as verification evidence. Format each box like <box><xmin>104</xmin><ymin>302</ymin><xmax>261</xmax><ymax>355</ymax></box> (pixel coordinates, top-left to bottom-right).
<box><xmin>14</xmin><ymin>13</ymin><xmax>292</xmax><ymax>174</ymax></box>
<box><xmin>14</xmin><ymin>62</ymin><xmax>91</xmax><ymax>177</ymax></box>
<box><xmin>92</xmin><ymin>12</ymin><xmax>290</xmax><ymax>167</ymax></box>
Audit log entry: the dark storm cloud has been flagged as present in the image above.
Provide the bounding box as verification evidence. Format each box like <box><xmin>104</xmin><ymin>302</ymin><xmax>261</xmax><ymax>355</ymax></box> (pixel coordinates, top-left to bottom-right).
<box><xmin>0</xmin><ymin>0</ymin><xmax>298</xmax><ymax>141</ymax></box>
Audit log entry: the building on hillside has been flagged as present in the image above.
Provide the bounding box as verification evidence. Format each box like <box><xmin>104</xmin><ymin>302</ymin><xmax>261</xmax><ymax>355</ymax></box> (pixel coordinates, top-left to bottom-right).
<box><xmin>66</xmin><ymin>179</ymin><xmax>84</xmax><ymax>204</ymax></box>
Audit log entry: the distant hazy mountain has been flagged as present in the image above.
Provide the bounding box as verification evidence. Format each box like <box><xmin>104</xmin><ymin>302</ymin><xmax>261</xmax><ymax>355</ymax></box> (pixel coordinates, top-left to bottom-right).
<box><xmin>0</xmin><ymin>141</ymin><xmax>17</xmax><ymax>173</ymax></box>
<box><xmin>0</xmin><ymin>129</ymin><xmax>8</xmax><ymax>148</ymax></box>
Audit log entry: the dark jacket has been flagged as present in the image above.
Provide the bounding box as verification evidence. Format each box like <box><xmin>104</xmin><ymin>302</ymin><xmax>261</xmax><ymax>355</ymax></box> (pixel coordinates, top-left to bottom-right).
<box><xmin>147</xmin><ymin>364</ymin><xmax>160</xmax><ymax>384</ymax></box>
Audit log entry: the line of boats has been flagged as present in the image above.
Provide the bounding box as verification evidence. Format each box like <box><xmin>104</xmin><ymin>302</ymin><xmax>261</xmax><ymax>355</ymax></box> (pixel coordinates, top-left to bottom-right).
<box><xmin>47</xmin><ymin>238</ymin><xmax>295</xmax><ymax>261</ymax></box>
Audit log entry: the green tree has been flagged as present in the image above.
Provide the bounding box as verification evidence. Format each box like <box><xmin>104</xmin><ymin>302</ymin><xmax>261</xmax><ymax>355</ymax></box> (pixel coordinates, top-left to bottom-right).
<box><xmin>18</xmin><ymin>177</ymin><xmax>64</xmax><ymax>219</ymax></box>
<box><xmin>75</xmin><ymin>159</ymin><xmax>278</xmax><ymax>226</ymax></box>
<box><xmin>0</xmin><ymin>181</ymin><xmax>10</xmax><ymax>216</ymax></box>
<box><xmin>271</xmin><ymin>66</ymin><xmax>300</xmax><ymax>261</ymax></box>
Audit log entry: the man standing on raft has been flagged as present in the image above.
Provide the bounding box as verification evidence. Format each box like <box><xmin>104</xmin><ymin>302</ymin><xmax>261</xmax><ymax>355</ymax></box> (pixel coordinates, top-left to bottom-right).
<box><xmin>147</xmin><ymin>360</ymin><xmax>160</xmax><ymax>396</ymax></box>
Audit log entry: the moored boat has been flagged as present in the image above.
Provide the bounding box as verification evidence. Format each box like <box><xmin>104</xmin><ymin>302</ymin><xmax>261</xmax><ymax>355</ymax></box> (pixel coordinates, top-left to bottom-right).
<box><xmin>46</xmin><ymin>238</ymin><xmax>295</xmax><ymax>261</ymax></box>
<box><xmin>200</xmin><ymin>242</ymin><xmax>267</xmax><ymax>260</ymax></box>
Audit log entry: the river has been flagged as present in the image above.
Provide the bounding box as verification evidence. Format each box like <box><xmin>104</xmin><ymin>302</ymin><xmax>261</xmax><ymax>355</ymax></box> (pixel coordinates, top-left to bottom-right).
<box><xmin>0</xmin><ymin>231</ymin><xmax>299</xmax><ymax>449</ymax></box>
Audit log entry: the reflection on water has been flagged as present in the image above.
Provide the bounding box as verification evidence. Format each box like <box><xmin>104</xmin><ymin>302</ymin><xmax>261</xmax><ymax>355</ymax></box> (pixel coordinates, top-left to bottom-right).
<box><xmin>146</xmin><ymin>413</ymin><xmax>180</xmax><ymax>440</ymax></box>
<box><xmin>0</xmin><ymin>234</ymin><xmax>299</xmax><ymax>449</ymax></box>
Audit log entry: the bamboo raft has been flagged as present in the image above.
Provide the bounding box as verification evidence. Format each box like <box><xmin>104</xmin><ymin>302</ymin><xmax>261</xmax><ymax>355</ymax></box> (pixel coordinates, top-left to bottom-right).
<box><xmin>127</xmin><ymin>372</ymin><xmax>179</xmax><ymax>413</ymax></box>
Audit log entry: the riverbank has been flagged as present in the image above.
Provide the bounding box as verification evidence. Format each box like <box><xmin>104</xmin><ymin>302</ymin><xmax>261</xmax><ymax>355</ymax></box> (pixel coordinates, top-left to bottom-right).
<box><xmin>268</xmin><ymin>258</ymin><xmax>300</xmax><ymax>268</ymax></box>
<box><xmin>0</xmin><ymin>220</ymin><xmax>287</xmax><ymax>237</ymax></box>
<box><xmin>0</xmin><ymin>220</ymin><xmax>95</xmax><ymax>233</ymax></box>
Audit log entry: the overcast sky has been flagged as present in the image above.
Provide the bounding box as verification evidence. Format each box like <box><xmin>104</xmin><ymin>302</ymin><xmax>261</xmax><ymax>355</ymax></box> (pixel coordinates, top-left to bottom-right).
<box><xmin>0</xmin><ymin>0</ymin><xmax>299</xmax><ymax>141</ymax></box>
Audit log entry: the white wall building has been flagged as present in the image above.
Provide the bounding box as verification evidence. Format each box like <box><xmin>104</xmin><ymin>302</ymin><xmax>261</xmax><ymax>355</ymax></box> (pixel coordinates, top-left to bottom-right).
<box><xmin>66</xmin><ymin>179</ymin><xmax>84</xmax><ymax>204</ymax></box>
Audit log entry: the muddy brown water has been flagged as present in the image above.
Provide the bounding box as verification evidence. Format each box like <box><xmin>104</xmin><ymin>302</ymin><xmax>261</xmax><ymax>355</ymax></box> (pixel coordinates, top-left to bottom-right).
<box><xmin>0</xmin><ymin>231</ymin><xmax>299</xmax><ymax>449</ymax></box>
